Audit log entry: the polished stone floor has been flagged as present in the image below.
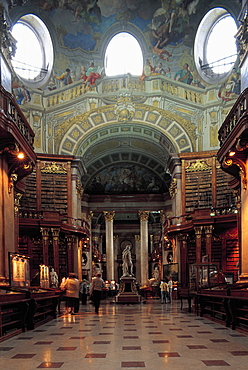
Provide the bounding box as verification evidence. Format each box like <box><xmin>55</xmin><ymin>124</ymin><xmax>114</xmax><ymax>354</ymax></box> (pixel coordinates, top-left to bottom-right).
<box><xmin>1</xmin><ymin>298</ymin><xmax>248</xmax><ymax>369</ymax></box>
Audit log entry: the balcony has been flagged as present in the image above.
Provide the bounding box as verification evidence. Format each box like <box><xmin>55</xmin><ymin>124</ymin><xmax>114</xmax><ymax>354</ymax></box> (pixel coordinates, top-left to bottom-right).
<box><xmin>19</xmin><ymin>210</ymin><xmax>90</xmax><ymax>237</ymax></box>
<box><xmin>217</xmin><ymin>88</ymin><xmax>248</xmax><ymax>183</ymax></box>
<box><xmin>0</xmin><ymin>86</ymin><xmax>36</xmax><ymax>181</ymax></box>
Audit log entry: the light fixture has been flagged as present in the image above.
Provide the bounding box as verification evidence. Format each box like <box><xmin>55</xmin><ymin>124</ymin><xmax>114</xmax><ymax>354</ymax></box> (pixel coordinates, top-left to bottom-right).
<box><xmin>228</xmin><ymin>150</ymin><xmax>236</xmax><ymax>156</ymax></box>
<box><xmin>210</xmin><ymin>207</ymin><xmax>215</xmax><ymax>217</ymax></box>
<box><xmin>17</xmin><ymin>152</ymin><xmax>25</xmax><ymax>160</ymax></box>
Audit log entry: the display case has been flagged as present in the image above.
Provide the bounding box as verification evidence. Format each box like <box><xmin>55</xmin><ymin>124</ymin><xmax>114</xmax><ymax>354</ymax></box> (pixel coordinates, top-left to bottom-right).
<box><xmin>189</xmin><ymin>263</ymin><xmax>222</xmax><ymax>291</ymax></box>
<box><xmin>9</xmin><ymin>252</ymin><xmax>30</xmax><ymax>287</ymax></box>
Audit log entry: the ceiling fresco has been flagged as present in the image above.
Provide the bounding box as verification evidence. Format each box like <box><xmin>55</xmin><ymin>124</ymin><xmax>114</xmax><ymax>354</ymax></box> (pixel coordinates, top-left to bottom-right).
<box><xmin>30</xmin><ymin>0</ymin><xmax>212</xmax><ymax>51</ymax></box>
<box><xmin>85</xmin><ymin>162</ymin><xmax>171</xmax><ymax>195</ymax></box>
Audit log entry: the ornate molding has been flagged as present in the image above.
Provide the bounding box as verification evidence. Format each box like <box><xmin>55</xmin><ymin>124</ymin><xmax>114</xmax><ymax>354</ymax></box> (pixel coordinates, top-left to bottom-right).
<box><xmin>114</xmin><ymin>94</ymin><xmax>135</xmax><ymax>122</ymax></box>
<box><xmin>204</xmin><ymin>225</ymin><xmax>213</xmax><ymax>236</ymax></box>
<box><xmin>194</xmin><ymin>226</ymin><xmax>203</xmax><ymax>237</ymax></box>
<box><xmin>76</xmin><ymin>179</ymin><xmax>84</xmax><ymax>197</ymax></box>
<box><xmin>40</xmin><ymin>161</ymin><xmax>67</xmax><ymax>174</ymax></box>
<box><xmin>138</xmin><ymin>210</ymin><xmax>149</xmax><ymax>221</ymax></box>
<box><xmin>236</xmin><ymin>14</ymin><xmax>248</xmax><ymax>66</ymax></box>
<box><xmin>51</xmin><ymin>228</ymin><xmax>60</xmax><ymax>240</ymax></box>
<box><xmin>223</xmin><ymin>157</ymin><xmax>247</xmax><ymax>190</ymax></box>
<box><xmin>169</xmin><ymin>178</ymin><xmax>177</xmax><ymax>199</ymax></box>
<box><xmin>185</xmin><ymin>159</ymin><xmax>211</xmax><ymax>172</ymax></box>
<box><xmin>9</xmin><ymin>173</ymin><xmax>17</xmax><ymax>193</ymax></box>
<box><xmin>103</xmin><ymin>211</ymin><xmax>115</xmax><ymax>222</ymax></box>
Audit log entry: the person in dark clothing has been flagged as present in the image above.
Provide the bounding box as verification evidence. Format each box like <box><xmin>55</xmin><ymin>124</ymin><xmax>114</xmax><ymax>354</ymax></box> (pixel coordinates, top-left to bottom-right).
<box><xmin>89</xmin><ymin>273</ymin><xmax>105</xmax><ymax>313</ymax></box>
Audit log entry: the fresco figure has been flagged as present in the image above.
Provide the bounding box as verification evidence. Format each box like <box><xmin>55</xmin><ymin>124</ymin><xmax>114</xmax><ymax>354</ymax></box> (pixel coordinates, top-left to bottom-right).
<box><xmin>154</xmin><ymin>62</ymin><xmax>166</xmax><ymax>75</ymax></box>
<box><xmin>83</xmin><ymin>62</ymin><xmax>101</xmax><ymax>86</ymax></box>
<box><xmin>165</xmin><ymin>67</ymin><xmax>171</xmax><ymax>78</ymax></box>
<box><xmin>174</xmin><ymin>63</ymin><xmax>193</xmax><ymax>84</ymax></box>
<box><xmin>12</xmin><ymin>78</ymin><xmax>31</xmax><ymax>104</ymax></box>
<box><xmin>152</xmin><ymin>40</ymin><xmax>172</xmax><ymax>61</ymax></box>
<box><xmin>55</xmin><ymin>68</ymin><xmax>73</xmax><ymax>86</ymax></box>
<box><xmin>78</xmin><ymin>65</ymin><xmax>87</xmax><ymax>81</ymax></box>
<box><xmin>139</xmin><ymin>59</ymin><xmax>155</xmax><ymax>81</ymax></box>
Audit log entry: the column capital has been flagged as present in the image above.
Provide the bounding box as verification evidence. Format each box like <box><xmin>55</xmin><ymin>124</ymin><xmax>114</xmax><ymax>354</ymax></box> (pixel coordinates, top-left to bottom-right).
<box><xmin>40</xmin><ymin>227</ymin><xmax>49</xmax><ymax>239</ymax></box>
<box><xmin>160</xmin><ymin>210</ymin><xmax>167</xmax><ymax>223</ymax></box>
<box><xmin>194</xmin><ymin>226</ymin><xmax>203</xmax><ymax>236</ymax></box>
<box><xmin>103</xmin><ymin>211</ymin><xmax>115</xmax><ymax>221</ymax></box>
<box><xmin>138</xmin><ymin>210</ymin><xmax>149</xmax><ymax>221</ymax></box>
<box><xmin>87</xmin><ymin>211</ymin><xmax>94</xmax><ymax>222</ymax></box>
<box><xmin>178</xmin><ymin>233</ymin><xmax>188</xmax><ymax>242</ymax></box>
<box><xmin>51</xmin><ymin>228</ymin><xmax>60</xmax><ymax>239</ymax></box>
<box><xmin>204</xmin><ymin>225</ymin><xmax>213</xmax><ymax>235</ymax></box>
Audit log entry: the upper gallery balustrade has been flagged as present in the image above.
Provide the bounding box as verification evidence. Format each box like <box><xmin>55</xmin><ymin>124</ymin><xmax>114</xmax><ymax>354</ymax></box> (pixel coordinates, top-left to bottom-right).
<box><xmin>25</xmin><ymin>74</ymin><xmax>222</xmax><ymax>109</ymax></box>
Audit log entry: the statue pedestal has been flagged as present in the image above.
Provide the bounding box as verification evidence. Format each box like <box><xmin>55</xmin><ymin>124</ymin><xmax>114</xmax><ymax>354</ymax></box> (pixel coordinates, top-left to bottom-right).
<box><xmin>115</xmin><ymin>276</ymin><xmax>141</xmax><ymax>304</ymax></box>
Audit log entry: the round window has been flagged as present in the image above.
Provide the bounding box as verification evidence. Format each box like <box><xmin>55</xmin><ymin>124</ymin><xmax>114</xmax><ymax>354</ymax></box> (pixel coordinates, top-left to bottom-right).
<box><xmin>11</xmin><ymin>14</ymin><xmax>53</xmax><ymax>88</ymax></box>
<box><xmin>194</xmin><ymin>8</ymin><xmax>238</xmax><ymax>84</ymax></box>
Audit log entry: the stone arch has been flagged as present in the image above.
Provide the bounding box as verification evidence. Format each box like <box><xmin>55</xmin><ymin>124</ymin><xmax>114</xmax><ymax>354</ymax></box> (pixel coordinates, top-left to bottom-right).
<box><xmin>57</xmin><ymin>104</ymin><xmax>196</xmax><ymax>157</ymax></box>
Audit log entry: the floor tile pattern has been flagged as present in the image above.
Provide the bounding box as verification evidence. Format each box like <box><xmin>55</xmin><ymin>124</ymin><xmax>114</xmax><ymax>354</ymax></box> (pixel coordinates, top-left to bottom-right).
<box><xmin>0</xmin><ymin>299</ymin><xmax>248</xmax><ymax>369</ymax></box>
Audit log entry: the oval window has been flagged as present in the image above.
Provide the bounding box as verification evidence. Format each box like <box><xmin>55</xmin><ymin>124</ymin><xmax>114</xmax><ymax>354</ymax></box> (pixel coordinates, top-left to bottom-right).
<box><xmin>11</xmin><ymin>14</ymin><xmax>53</xmax><ymax>88</ymax></box>
<box><xmin>105</xmin><ymin>32</ymin><xmax>143</xmax><ymax>77</ymax></box>
<box><xmin>194</xmin><ymin>8</ymin><xmax>238</xmax><ymax>84</ymax></box>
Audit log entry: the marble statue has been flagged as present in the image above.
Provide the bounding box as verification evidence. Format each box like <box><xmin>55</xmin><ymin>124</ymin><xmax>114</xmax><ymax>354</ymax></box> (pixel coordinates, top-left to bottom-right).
<box><xmin>122</xmin><ymin>245</ymin><xmax>133</xmax><ymax>276</ymax></box>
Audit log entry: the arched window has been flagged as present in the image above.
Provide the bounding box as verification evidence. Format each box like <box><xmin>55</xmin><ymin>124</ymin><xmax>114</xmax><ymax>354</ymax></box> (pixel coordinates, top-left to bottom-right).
<box><xmin>194</xmin><ymin>8</ymin><xmax>238</xmax><ymax>84</ymax></box>
<box><xmin>11</xmin><ymin>14</ymin><xmax>53</xmax><ymax>88</ymax></box>
<box><xmin>105</xmin><ymin>32</ymin><xmax>143</xmax><ymax>77</ymax></box>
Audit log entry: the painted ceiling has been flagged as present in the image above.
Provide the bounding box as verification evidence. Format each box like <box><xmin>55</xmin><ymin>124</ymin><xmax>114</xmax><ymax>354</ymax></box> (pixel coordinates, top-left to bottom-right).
<box><xmin>25</xmin><ymin>0</ymin><xmax>232</xmax><ymax>52</ymax></box>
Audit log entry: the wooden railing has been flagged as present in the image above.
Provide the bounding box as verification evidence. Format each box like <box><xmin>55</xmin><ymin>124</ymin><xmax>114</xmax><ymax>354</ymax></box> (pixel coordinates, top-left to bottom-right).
<box><xmin>19</xmin><ymin>210</ymin><xmax>90</xmax><ymax>236</ymax></box>
<box><xmin>0</xmin><ymin>85</ymin><xmax>35</xmax><ymax>148</ymax></box>
<box><xmin>218</xmin><ymin>87</ymin><xmax>248</xmax><ymax>147</ymax></box>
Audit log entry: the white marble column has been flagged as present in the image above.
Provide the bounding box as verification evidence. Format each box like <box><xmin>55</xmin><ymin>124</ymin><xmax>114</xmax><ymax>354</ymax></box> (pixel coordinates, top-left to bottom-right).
<box><xmin>138</xmin><ymin>211</ymin><xmax>149</xmax><ymax>286</ymax></box>
<box><xmin>103</xmin><ymin>211</ymin><xmax>115</xmax><ymax>281</ymax></box>
<box><xmin>88</xmin><ymin>211</ymin><xmax>93</xmax><ymax>281</ymax></box>
<box><xmin>135</xmin><ymin>235</ymin><xmax>141</xmax><ymax>283</ymax></box>
<box><xmin>113</xmin><ymin>235</ymin><xmax>119</xmax><ymax>282</ymax></box>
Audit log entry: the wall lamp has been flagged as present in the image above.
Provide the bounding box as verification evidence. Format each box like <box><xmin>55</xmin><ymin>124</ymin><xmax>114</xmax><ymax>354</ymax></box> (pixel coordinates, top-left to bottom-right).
<box><xmin>17</xmin><ymin>152</ymin><xmax>25</xmax><ymax>160</ymax></box>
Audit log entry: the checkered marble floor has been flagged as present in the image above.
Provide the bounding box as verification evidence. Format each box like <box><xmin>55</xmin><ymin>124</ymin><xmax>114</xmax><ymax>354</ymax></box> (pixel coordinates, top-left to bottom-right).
<box><xmin>1</xmin><ymin>299</ymin><xmax>248</xmax><ymax>369</ymax></box>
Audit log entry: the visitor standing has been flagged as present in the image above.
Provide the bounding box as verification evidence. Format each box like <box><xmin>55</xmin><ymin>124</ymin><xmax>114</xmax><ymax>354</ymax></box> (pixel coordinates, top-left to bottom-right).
<box><xmin>63</xmin><ymin>273</ymin><xmax>80</xmax><ymax>314</ymax></box>
<box><xmin>90</xmin><ymin>273</ymin><xmax>105</xmax><ymax>314</ymax></box>
<box><xmin>80</xmin><ymin>279</ymin><xmax>88</xmax><ymax>305</ymax></box>
<box><xmin>167</xmin><ymin>277</ymin><xmax>173</xmax><ymax>303</ymax></box>
<box><xmin>160</xmin><ymin>278</ymin><xmax>169</xmax><ymax>304</ymax></box>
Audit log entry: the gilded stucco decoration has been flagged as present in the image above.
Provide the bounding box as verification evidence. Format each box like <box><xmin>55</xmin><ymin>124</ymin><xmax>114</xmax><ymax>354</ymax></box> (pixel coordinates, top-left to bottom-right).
<box><xmin>169</xmin><ymin>178</ymin><xmax>177</xmax><ymax>199</ymax></box>
<box><xmin>56</xmin><ymin>104</ymin><xmax>196</xmax><ymax>155</ymax></box>
<box><xmin>114</xmin><ymin>94</ymin><xmax>135</xmax><ymax>122</ymax></box>
<box><xmin>76</xmin><ymin>179</ymin><xmax>84</xmax><ymax>198</ymax></box>
<box><xmin>103</xmin><ymin>211</ymin><xmax>115</xmax><ymax>222</ymax></box>
<box><xmin>40</xmin><ymin>161</ymin><xmax>67</xmax><ymax>174</ymax></box>
<box><xmin>185</xmin><ymin>159</ymin><xmax>211</xmax><ymax>172</ymax></box>
<box><xmin>223</xmin><ymin>157</ymin><xmax>247</xmax><ymax>190</ymax></box>
<box><xmin>138</xmin><ymin>210</ymin><xmax>150</xmax><ymax>221</ymax></box>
